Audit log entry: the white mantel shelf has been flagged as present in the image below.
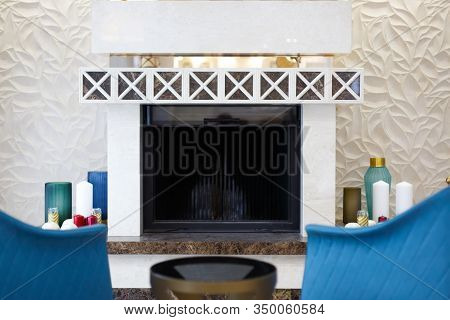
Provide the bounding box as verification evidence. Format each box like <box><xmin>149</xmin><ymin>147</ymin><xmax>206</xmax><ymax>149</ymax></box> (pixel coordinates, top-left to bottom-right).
<box><xmin>80</xmin><ymin>68</ymin><xmax>363</xmax><ymax>104</ymax></box>
<box><xmin>92</xmin><ymin>1</ymin><xmax>352</xmax><ymax>55</ymax></box>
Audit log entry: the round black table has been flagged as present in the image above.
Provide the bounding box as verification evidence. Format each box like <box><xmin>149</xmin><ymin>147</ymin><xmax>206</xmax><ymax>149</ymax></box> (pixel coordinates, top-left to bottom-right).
<box><xmin>150</xmin><ymin>256</ymin><xmax>277</xmax><ymax>300</ymax></box>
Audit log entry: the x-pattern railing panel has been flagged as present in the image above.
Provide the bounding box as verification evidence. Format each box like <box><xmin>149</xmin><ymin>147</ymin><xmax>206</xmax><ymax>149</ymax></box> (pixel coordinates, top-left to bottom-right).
<box><xmin>188</xmin><ymin>71</ymin><xmax>219</xmax><ymax>101</ymax></box>
<box><xmin>331</xmin><ymin>70</ymin><xmax>363</xmax><ymax>102</ymax></box>
<box><xmin>224</xmin><ymin>71</ymin><xmax>254</xmax><ymax>101</ymax></box>
<box><xmin>296</xmin><ymin>71</ymin><xmax>326</xmax><ymax>101</ymax></box>
<box><xmin>81</xmin><ymin>71</ymin><xmax>111</xmax><ymax>101</ymax></box>
<box><xmin>118</xmin><ymin>71</ymin><xmax>147</xmax><ymax>101</ymax></box>
<box><xmin>153</xmin><ymin>71</ymin><xmax>183</xmax><ymax>101</ymax></box>
<box><xmin>80</xmin><ymin>68</ymin><xmax>363</xmax><ymax>104</ymax></box>
<box><xmin>260</xmin><ymin>71</ymin><xmax>290</xmax><ymax>101</ymax></box>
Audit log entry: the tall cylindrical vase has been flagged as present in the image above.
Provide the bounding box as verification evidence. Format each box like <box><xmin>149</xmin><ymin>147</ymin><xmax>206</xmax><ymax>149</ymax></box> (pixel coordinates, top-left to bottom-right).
<box><xmin>88</xmin><ymin>171</ymin><xmax>108</xmax><ymax>221</ymax></box>
<box><xmin>45</xmin><ymin>182</ymin><xmax>72</xmax><ymax>226</ymax></box>
<box><xmin>343</xmin><ymin>187</ymin><xmax>361</xmax><ymax>224</ymax></box>
<box><xmin>364</xmin><ymin>158</ymin><xmax>391</xmax><ymax>219</ymax></box>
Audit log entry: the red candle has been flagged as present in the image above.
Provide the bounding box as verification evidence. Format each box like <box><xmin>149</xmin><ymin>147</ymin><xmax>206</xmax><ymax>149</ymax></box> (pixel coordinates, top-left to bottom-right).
<box><xmin>378</xmin><ymin>216</ymin><xmax>388</xmax><ymax>223</ymax></box>
<box><xmin>73</xmin><ymin>214</ymin><xmax>86</xmax><ymax>227</ymax></box>
<box><xmin>85</xmin><ymin>215</ymin><xmax>97</xmax><ymax>226</ymax></box>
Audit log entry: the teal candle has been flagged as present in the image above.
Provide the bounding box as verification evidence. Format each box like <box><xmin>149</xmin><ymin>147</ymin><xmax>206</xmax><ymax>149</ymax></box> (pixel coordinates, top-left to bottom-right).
<box><xmin>45</xmin><ymin>182</ymin><xmax>72</xmax><ymax>226</ymax></box>
<box><xmin>364</xmin><ymin>158</ymin><xmax>391</xmax><ymax>220</ymax></box>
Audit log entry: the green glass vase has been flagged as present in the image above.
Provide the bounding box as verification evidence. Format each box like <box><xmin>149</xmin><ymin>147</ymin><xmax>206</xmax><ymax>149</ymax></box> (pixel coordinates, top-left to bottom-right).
<box><xmin>45</xmin><ymin>182</ymin><xmax>72</xmax><ymax>226</ymax></box>
<box><xmin>364</xmin><ymin>158</ymin><xmax>391</xmax><ymax>220</ymax></box>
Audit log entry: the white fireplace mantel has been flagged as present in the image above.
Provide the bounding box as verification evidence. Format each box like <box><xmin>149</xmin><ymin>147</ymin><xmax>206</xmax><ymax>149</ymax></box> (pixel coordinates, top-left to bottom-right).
<box><xmin>89</xmin><ymin>0</ymin><xmax>355</xmax><ymax>290</ymax></box>
<box><xmin>83</xmin><ymin>65</ymin><xmax>361</xmax><ymax>237</ymax></box>
<box><xmin>106</xmin><ymin>102</ymin><xmax>337</xmax><ymax>237</ymax></box>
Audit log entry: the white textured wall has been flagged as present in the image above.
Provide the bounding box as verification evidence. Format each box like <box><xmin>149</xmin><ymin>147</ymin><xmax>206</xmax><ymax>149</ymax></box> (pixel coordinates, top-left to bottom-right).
<box><xmin>335</xmin><ymin>0</ymin><xmax>450</xmax><ymax>218</ymax></box>
<box><xmin>0</xmin><ymin>0</ymin><xmax>108</xmax><ymax>225</ymax></box>
<box><xmin>0</xmin><ymin>0</ymin><xmax>448</xmax><ymax>224</ymax></box>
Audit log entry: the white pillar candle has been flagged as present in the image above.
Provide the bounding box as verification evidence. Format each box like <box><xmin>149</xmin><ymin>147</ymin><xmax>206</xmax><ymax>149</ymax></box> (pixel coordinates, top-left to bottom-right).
<box><xmin>396</xmin><ymin>181</ymin><xmax>413</xmax><ymax>215</ymax></box>
<box><xmin>76</xmin><ymin>181</ymin><xmax>93</xmax><ymax>217</ymax></box>
<box><xmin>373</xmin><ymin>180</ymin><xmax>389</xmax><ymax>221</ymax></box>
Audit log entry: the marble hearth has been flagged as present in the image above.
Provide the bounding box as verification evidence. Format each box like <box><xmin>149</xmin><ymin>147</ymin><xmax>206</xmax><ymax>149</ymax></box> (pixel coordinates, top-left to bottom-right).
<box><xmin>108</xmin><ymin>233</ymin><xmax>306</xmax><ymax>290</ymax></box>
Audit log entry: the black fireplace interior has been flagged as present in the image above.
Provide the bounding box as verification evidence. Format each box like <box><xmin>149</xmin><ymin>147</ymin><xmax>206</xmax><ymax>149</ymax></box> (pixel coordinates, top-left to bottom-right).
<box><xmin>141</xmin><ymin>105</ymin><xmax>301</xmax><ymax>232</ymax></box>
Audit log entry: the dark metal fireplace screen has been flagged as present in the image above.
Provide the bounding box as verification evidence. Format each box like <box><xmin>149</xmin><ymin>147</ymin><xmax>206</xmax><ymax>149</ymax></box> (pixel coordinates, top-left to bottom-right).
<box><xmin>141</xmin><ymin>105</ymin><xmax>301</xmax><ymax>232</ymax></box>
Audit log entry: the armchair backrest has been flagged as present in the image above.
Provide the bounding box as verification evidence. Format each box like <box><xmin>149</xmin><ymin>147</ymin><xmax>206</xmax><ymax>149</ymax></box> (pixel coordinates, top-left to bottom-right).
<box><xmin>0</xmin><ymin>211</ymin><xmax>113</xmax><ymax>299</ymax></box>
<box><xmin>302</xmin><ymin>188</ymin><xmax>450</xmax><ymax>299</ymax></box>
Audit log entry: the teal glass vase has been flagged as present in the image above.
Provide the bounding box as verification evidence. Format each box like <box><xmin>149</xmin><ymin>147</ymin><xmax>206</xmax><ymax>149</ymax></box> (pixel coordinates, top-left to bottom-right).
<box><xmin>364</xmin><ymin>158</ymin><xmax>391</xmax><ymax>220</ymax></box>
<box><xmin>45</xmin><ymin>182</ymin><xmax>72</xmax><ymax>226</ymax></box>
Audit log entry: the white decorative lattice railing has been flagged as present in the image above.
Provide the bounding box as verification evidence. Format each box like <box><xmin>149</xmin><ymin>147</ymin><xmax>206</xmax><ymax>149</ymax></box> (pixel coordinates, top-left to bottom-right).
<box><xmin>80</xmin><ymin>68</ymin><xmax>363</xmax><ymax>104</ymax></box>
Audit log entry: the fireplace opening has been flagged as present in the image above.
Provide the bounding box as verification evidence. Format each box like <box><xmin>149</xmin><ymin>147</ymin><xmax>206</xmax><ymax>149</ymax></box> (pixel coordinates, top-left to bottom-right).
<box><xmin>141</xmin><ymin>105</ymin><xmax>301</xmax><ymax>232</ymax></box>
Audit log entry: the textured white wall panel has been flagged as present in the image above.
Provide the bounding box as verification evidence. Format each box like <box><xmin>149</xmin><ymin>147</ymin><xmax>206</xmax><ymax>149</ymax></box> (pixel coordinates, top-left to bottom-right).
<box><xmin>0</xmin><ymin>0</ymin><xmax>448</xmax><ymax>225</ymax></box>
<box><xmin>335</xmin><ymin>0</ymin><xmax>450</xmax><ymax>219</ymax></box>
<box><xmin>0</xmin><ymin>0</ymin><xmax>108</xmax><ymax>225</ymax></box>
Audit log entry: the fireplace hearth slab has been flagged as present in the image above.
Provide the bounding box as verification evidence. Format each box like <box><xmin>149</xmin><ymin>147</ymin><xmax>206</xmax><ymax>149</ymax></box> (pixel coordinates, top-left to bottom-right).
<box><xmin>113</xmin><ymin>288</ymin><xmax>301</xmax><ymax>300</ymax></box>
<box><xmin>108</xmin><ymin>233</ymin><xmax>306</xmax><ymax>255</ymax></box>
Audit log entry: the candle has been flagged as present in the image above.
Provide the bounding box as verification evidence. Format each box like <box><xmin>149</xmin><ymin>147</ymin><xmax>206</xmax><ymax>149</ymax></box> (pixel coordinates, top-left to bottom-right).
<box><xmin>61</xmin><ymin>219</ymin><xmax>78</xmax><ymax>230</ymax></box>
<box><xmin>345</xmin><ymin>223</ymin><xmax>361</xmax><ymax>228</ymax></box>
<box><xmin>373</xmin><ymin>180</ymin><xmax>389</xmax><ymax>221</ymax></box>
<box><xmin>73</xmin><ymin>214</ymin><xmax>86</xmax><ymax>227</ymax></box>
<box><xmin>42</xmin><ymin>222</ymin><xmax>60</xmax><ymax>230</ymax></box>
<box><xmin>85</xmin><ymin>215</ymin><xmax>97</xmax><ymax>226</ymax></box>
<box><xmin>76</xmin><ymin>181</ymin><xmax>93</xmax><ymax>217</ymax></box>
<box><xmin>396</xmin><ymin>181</ymin><xmax>413</xmax><ymax>215</ymax></box>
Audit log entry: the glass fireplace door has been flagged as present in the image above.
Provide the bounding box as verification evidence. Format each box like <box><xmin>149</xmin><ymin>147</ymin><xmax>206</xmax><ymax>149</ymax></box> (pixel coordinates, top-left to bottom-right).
<box><xmin>141</xmin><ymin>105</ymin><xmax>301</xmax><ymax>232</ymax></box>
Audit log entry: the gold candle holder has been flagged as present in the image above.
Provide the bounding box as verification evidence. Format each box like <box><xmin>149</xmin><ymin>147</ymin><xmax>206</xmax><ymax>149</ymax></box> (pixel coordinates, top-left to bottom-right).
<box><xmin>47</xmin><ymin>208</ymin><xmax>59</xmax><ymax>225</ymax></box>
<box><xmin>357</xmin><ymin>210</ymin><xmax>369</xmax><ymax>227</ymax></box>
<box><xmin>92</xmin><ymin>208</ymin><xmax>102</xmax><ymax>224</ymax></box>
<box><xmin>343</xmin><ymin>187</ymin><xmax>361</xmax><ymax>224</ymax></box>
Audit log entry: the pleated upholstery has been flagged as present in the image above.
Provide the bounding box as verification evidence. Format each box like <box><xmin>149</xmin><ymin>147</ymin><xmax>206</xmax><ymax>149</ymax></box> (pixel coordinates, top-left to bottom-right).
<box><xmin>302</xmin><ymin>187</ymin><xmax>450</xmax><ymax>299</ymax></box>
<box><xmin>0</xmin><ymin>211</ymin><xmax>113</xmax><ymax>299</ymax></box>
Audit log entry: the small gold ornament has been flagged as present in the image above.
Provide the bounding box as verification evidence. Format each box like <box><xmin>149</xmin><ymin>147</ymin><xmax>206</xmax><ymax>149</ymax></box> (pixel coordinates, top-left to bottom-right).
<box><xmin>48</xmin><ymin>208</ymin><xmax>59</xmax><ymax>225</ymax></box>
<box><xmin>275</xmin><ymin>56</ymin><xmax>299</xmax><ymax>68</ymax></box>
<box><xmin>92</xmin><ymin>208</ymin><xmax>102</xmax><ymax>224</ymax></box>
<box><xmin>141</xmin><ymin>56</ymin><xmax>160</xmax><ymax>68</ymax></box>
<box><xmin>357</xmin><ymin>210</ymin><xmax>368</xmax><ymax>227</ymax></box>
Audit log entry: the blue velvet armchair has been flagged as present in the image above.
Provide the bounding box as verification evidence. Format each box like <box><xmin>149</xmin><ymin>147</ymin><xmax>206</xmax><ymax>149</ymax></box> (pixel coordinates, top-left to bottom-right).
<box><xmin>302</xmin><ymin>187</ymin><xmax>450</xmax><ymax>299</ymax></box>
<box><xmin>0</xmin><ymin>210</ymin><xmax>113</xmax><ymax>299</ymax></box>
